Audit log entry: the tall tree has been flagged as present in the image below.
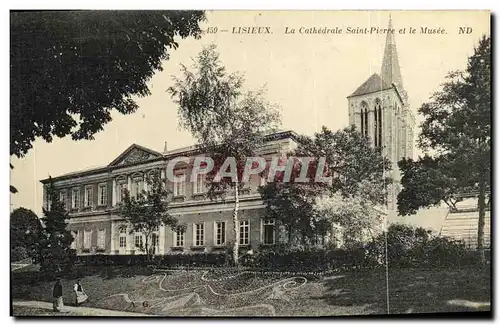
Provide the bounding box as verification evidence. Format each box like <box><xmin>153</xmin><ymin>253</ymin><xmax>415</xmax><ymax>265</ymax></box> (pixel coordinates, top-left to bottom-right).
<box><xmin>10</xmin><ymin>10</ymin><xmax>205</xmax><ymax>159</ymax></box>
<box><xmin>10</xmin><ymin>208</ymin><xmax>43</xmax><ymax>260</ymax></box>
<box><xmin>260</xmin><ymin>180</ymin><xmax>329</xmax><ymax>246</ymax></box>
<box><xmin>168</xmin><ymin>45</ymin><xmax>281</xmax><ymax>264</ymax></box>
<box><xmin>314</xmin><ymin>180</ymin><xmax>386</xmax><ymax>246</ymax></box>
<box><xmin>37</xmin><ymin>179</ymin><xmax>74</xmax><ymax>273</ymax></box>
<box><xmin>398</xmin><ymin>36</ymin><xmax>491</xmax><ymax>251</ymax></box>
<box><xmin>260</xmin><ymin>126</ymin><xmax>391</xmax><ymax>246</ymax></box>
<box><xmin>118</xmin><ymin>172</ymin><xmax>177</xmax><ymax>261</ymax></box>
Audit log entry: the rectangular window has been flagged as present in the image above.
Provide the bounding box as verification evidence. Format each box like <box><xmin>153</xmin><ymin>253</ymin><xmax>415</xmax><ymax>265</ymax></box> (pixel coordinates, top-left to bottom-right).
<box><xmin>152</xmin><ymin>233</ymin><xmax>159</xmax><ymax>248</ymax></box>
<box><xmin>83</xmin><ymin>229</ymin><xmax>92</xmax><ymax>249</ymax></box>
<box><xmin>194</xmin><ymin>174</ymin><xmax>205</xmax><ymax>194</ymax></box>
<box><xmin>194</xmin><ymin>223</ymin><xmax>204</xmax><ymax>246</ymax></box>
<box><xmin>70</xmin><ymin>231</ymin><xmax>77</xmax><ymax>249</ymax></box>
<box><xmin>97</xmin><ymin>229</ymin><xmax>106</xmax><ymax>249</ymax></box>
<box><xmin>239</xmin><ymin>220</ymin><xmax>249</xmax><ymax>245</ymax></box>
<box><xmin>84</xmin><ymin>187</ymin><xmax>93</xmax><ymax>207</ymax></box>
<box><xmin>71</xmin><ymin>188</ymin><xmax>80</xmax><ymax>209</ymax></box>
<box><xmin>263</xmin><ymin>219</ymin><xmax>275</xmax><ymax>245</ymax></box>
<box><xmin>60</xmin><ymin>191</ymin><xmax>67</xmax><ymax>208</ymax></box>
<box><xmin>173</xmin><ymin>174</ymin><xmax>186</xmax><ymax>196</ymax></box>
<box><xmin>131</xmin><ymin>179</ymin><xmax>143</xmax><ymax>199</ymax></box>
<box><xmin>135</xmin><ymin>233</ymin><xmax>143</xmax><ymax>249</ymax></box>
<box><xmin>117</xmin><ymin>182</ymin><xmax>127</xmax><ymax>203</ymax></box>
<box><xmin>119</xmin><ymin>235</ymin><xmax>127</xmax><ymax>248</ymax></box>
<box><xmin>76</xmin><ymin>230</ymin><xmax>85</xmax><ymax>248</ymax></box>
<box><xmin>175</xmin><ymin>227</ymin><xmax>185</xmax><ymax>247</ymax></box>
<box><xmin>215</xmin><ymin>222</ymin><xmax>226</xmax><ymax>246</ymax></box>
<box><xmin>98</xmin><ymin>184</ymin><xmax>107</xmax><ymax>206</ymax></box>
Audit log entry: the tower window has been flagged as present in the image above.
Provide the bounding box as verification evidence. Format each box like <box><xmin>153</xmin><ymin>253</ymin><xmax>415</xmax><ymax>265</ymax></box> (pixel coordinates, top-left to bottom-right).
<box><xmin>360</xmin><ymin>102</ymin><xmax>369</xmax><ymax>138</ymax></box>
<box><xmin>374</xmin><ymin>100</ymin><xmax>383</xmax><ymax>148</ymax></box>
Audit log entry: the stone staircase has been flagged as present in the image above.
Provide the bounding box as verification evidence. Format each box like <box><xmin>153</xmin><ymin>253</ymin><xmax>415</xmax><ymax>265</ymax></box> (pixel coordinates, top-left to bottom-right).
<box><xmin>439</xmin><ymin>208</ymin><xmax>491</xmax><ymax>249</ymax></box>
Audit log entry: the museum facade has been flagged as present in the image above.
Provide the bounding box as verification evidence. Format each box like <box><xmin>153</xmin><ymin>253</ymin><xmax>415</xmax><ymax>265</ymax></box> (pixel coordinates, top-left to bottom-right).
<box><xmin>40</xmin><ymin>131</ymin><xmax>299</xmax><ymax>256</ymax></box>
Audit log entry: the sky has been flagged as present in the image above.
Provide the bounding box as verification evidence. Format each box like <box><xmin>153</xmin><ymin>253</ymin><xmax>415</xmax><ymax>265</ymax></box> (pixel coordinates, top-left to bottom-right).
<box><xmin>10</xmin><ymin>10</ymin><xmax>490</xmax><ymax>216</ymax></box>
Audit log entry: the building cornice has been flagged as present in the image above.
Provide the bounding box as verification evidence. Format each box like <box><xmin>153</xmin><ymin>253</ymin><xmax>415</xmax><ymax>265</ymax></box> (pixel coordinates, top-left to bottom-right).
<box><xmin>65</xmin><ymin>192</ymin><xmax>263</xmax><ymax>219</ymax></box>
<box><xmin>65</xmin><ymin>195</ymin><xmax>265</xmax><ymax>223</ymax></box>
<box><xmin>40</xmin><ymin>130</ymin><xmax>300</xmax><ymax>185</ymax></box>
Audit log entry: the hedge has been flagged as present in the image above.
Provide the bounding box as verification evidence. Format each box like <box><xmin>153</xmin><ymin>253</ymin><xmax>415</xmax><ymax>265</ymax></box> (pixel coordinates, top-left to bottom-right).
<box><xmin>74</xmin><ymin>252</ymin><xmax>230</xmax><ymax>267</ymax></box>
<box><xmin>69</xmin><ymin>224</ymin><xmax>486</xmax><ymax>272</ymax></box>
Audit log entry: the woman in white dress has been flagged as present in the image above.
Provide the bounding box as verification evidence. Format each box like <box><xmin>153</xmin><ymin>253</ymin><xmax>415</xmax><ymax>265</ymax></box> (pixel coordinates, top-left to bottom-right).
<box><xmin>73</xmin><ymin>279</ymin><xmax>88</xmax><ymax>306</ymax></box>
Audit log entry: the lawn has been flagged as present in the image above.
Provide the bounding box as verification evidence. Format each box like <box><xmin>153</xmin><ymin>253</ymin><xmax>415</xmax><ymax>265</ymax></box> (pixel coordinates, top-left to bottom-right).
<box><xmin>11</xmin><ymin>266</ymin><xmax>491</xmax><ymax>316</ymax></box>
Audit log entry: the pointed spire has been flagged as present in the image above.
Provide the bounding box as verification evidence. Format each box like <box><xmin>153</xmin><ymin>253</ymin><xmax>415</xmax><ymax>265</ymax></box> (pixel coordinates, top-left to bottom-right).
<box><xmin>164</xmin><ymin>141</ymin><xmax>168</xmax><ymax>153</ymax></box>
<box><xmin>381</xmin><ymin>15</ymin><xmax>405</xmax><ymax>97</ymax></box>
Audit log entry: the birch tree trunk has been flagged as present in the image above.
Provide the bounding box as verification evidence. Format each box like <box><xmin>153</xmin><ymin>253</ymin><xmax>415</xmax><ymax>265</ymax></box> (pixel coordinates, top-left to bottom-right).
<box><xmin>477</xmin><ymin>176</ymin><xmax>486</xmax><ymax>263</ymax></box>
<box><xmin>144</xmin><ymin>231</ymin><xmax>150</xmax><ymax>262</ymax></box>
<box><xmin>232</xmin><ymin>182</ymin><xmax>240</xmax><ymax>266</ymax></box>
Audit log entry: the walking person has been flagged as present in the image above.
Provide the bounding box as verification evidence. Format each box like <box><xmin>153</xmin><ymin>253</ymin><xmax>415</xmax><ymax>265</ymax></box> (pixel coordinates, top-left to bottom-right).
<box><xmin>52</xmin><ymin>278</ymin><xmax>64</xmax><ymax>312</ymax></box>
<box><xmin>73</xmin><ymin>279</ymin><xmax>88</xmax><ymax>306</ymax></box>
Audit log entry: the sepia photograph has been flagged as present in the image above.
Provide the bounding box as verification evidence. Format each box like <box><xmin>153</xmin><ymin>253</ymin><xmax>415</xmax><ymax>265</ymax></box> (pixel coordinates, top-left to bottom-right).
<box><xmin>9</xmin><ymin>10</ymin><xmax>491</xmax><ymax>317</ymax></box>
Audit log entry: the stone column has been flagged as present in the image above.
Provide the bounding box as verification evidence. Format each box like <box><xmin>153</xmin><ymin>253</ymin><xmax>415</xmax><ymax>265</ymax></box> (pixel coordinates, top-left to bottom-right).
<box><xmin>408</xmin><ymin>126</ymin><xmax>414</xmax><ymax>159</ymax></box>
<box><xmin>127</xmin><ymin>229</ymin><xmax>134</xmax><ymax>255</ymax></box>
<box><xmin>158</xmin><ymin>225</ymin><xmax>165</xmax><ymax>254</ymax></box>
<box><xmin>164</xmin><ymin>168</ymin><xmax>170</xmax><ymax>192</ymax></box>
<box><xmin>112</xmin><ymin>179</ymin><xmax>116</xmax><ymax>206</ymax></box>
<box><xmin>392</xmin><ymin>105</ymin><xmax>398</xmax><ymax>170</ymax></box>
<box><xmin>385</xmin><ymin>102</ymin><xmax>392</xmax><ymax>160</ymax></box>
<box><xmin>391</xmin><ymin>104</ymin><xmax>400</xmax><ymax>211</ymax></box>
<box><xmin>348</xmin><ymin>103</ymin><xmax>355</xmax><ymax>125</ymax></box>
<box><xmin>354</xmin><ymin>112</ymin><xmax>361</xmax><ymax>132</ymax></box>
<box><xmin>381</xmin><ymin>104</ymin><xmax>387</xmax><ymax>157</ymax></box>
<box><xmin>110</xmin><ymin>220</ymin><xmax>115</xmax><ymax>254</ymax></box>
<box><xmin>367</xmin><ymin>108</ymin><xmax>375</xmax><ymax>147</ymax></box>
<box><xmin>127</xmin><ymin>175</ymin><xmax>132</xmax><ymax>192</ymax></box>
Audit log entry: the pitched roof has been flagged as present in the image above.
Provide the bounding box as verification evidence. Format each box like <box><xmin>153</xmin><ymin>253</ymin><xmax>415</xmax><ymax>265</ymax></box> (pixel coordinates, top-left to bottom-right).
<box><xmin>381</xmin><ymin>17</ymin><xmax>405</xmax><ymax>94</ymax></box>
<box><xmin>348</xmin><ymin>73</ymin><xmax>392</xmax><ymax>98</ymax></box>
<box><xmin>108</xmin><ymin>143</ymin><xmax>162</xmax><ymax>167</ymax></box>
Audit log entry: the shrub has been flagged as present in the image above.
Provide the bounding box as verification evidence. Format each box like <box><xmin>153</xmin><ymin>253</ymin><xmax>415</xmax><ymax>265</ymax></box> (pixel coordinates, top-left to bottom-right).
<box><xmin>73</xmin><ymin>252</ymin><xmax>230</xmax><ymax>268</ymax></box>
<box><xmin>244</xmin><ymin>223</ymin><xmax>480</xmax><ymax>272</ymax></box>
<box><xmin>247</xmin><ymin>246</ymin><xmax>330</xmax><ymax>272</ymax></box>
<box><xmin>364</xmin><ymin>223</ymin><xmax>473</xmax><ymax>268</ymax></box>
<box><xmin>422</xmin><ymin>237</ymin><xmax>468</xmax><ymax>267</ymax></box>
<box><xmin>67</xmin><ymin>224</ymin><xmax>481</xmax><ymax>273</ymax></box>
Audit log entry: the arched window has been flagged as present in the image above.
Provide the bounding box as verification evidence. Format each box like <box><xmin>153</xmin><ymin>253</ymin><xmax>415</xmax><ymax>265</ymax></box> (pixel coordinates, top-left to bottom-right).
<box><xmin>130</xmin><ymin>172</ymin><xmax>144</xmax><ymax>200</ymax></box>
<box><xmin>360</xmin><ymin>102</ymin><xmax>369</xmax><ymax>138</ymax></box>
<box><xmin>374</xmin><ymin>99</ymin><xmax>383</xmax><ymax>148</ymax></box>
<box><xmin>118</xmin><ymin>225</ymin><xmax>127</xmax><ymax>249</ymax></box>
<box><xmin>116</xmin><ymin>176</ymin><xmax>127</xmax><ymax>203</ymax></box>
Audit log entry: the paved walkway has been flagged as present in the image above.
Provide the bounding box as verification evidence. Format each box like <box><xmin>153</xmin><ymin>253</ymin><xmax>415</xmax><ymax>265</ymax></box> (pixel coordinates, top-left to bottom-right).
<box><xmin>12</xmin><ymin>300</ymin><xmax>152</xmax><ymax>316</ymax></box>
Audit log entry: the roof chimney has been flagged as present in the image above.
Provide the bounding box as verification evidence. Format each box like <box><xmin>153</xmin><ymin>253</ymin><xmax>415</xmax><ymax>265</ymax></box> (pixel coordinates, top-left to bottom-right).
<box><xmin>164</xmin><ymin>141</ymin><xmax>168</xmax><ymax>153</ymax></box>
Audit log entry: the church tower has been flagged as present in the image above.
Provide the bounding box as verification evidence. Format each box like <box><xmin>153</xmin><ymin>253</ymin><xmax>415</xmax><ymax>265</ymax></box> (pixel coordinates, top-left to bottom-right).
<box><xmin>347</xmin><ymin>16</ymin><xmax>416</xmax><ymax>210</ymax></box>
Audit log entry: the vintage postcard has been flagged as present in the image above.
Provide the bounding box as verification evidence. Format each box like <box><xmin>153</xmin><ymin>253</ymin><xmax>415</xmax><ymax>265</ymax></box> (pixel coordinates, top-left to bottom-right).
<box><xmin>10</xmin><ymin>10</ymin><xmax>491</xmax><ymax>317</ymax></box>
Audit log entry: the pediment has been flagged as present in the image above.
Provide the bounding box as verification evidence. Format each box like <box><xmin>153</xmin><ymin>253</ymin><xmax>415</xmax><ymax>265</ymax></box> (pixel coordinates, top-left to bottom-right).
<box><xmin>109</xmin><ymin>144</ymin><xmax>162</xmax><ymax>167</ymax></box>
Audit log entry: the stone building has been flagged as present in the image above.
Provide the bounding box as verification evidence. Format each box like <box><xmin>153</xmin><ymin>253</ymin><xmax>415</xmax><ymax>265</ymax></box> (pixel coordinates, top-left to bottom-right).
<box><xmin>347</xmin><ymin>17</ymin><xmax>416</xmax><ymax>210</ymax></box>
<box><xmin>346</xmin><ymin>17</ymin><xmax>490</xmax><ymax>249</ymax></box>
<box><xmin>40</xmin><ymin>131</ymin><xmax>298</xmax><ymax>255</ymax></box>
<box><xmin>40</xmin><ymin>17</ymin><xmax>488</xmax><ymax>255</ymax></box>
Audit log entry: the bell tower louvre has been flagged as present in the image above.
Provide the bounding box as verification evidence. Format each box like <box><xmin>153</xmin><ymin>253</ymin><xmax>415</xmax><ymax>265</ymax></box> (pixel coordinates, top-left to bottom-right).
<box><xmin>347</xmin><ymin>16</ymin><xmax>416</xmax><ymax>210</ymax></box>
